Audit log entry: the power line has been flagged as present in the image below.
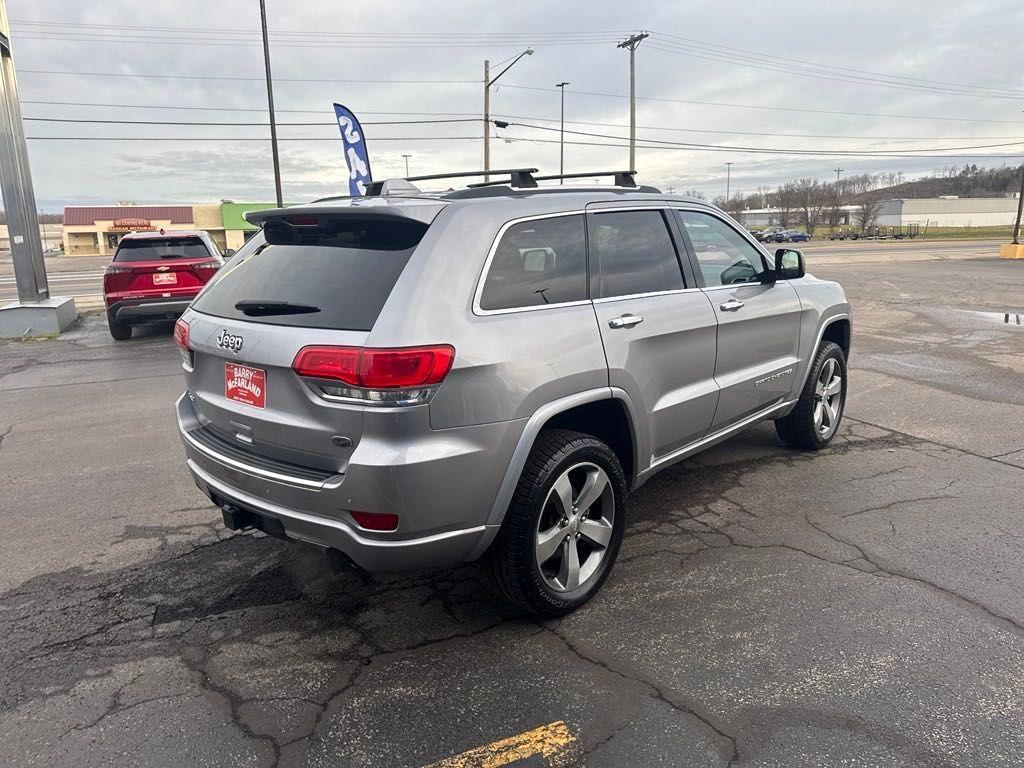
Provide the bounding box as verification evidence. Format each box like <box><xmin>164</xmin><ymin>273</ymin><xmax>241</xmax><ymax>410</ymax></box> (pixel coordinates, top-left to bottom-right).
<box><xmin>24</xmin><ymin>136</ymin><xmax>483</xmax><ymax>142</ymax></box>
<box><xmin>498</xmin><ymin>83</ymin><xmax>1024</xmax><ymax>125</ymax></box>
<box><xmin>14</xmin><ymin>33</ymin><xmax>623</xmax><ymax>49</ymax></box>
<box><xmin>500</xmin><ymin>120</ymin><xmax>1024</xmax><ymax>155</ymax></box>
<box><xmin>646</xmin><ymin>41</ymin><xmax>1024</xmax><ymax>100</ymax></box>
<box><xmin>20</xmin><ymin>69</ymin><xmax>477</xmax><ymax>84</ymax></box>
<box><xmin>18</xmin><ymin>100</ymin><xmax>1024</xmax><ymax>140</ymax></box>
<box><xmin>652</xmin><ymin>32</ymin><xmax>1024</xmax><ymax>98</ymax></box>
<box><xmin>21</xmin><ymin>99</ymin><xmax>480</xmax><ymax>116</ymax></box>
<box><xmin>497</xmin><ymin>134</ymin><xmax>1024</xmax><ymax>160</ymax></box>
<box><xmin>23</xmin><ymin>116</ymin><xmax>480</xmax><ymax>127</ymax></box>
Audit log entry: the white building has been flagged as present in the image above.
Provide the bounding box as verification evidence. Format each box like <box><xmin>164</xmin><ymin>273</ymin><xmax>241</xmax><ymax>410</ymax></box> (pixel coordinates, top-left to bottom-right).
<box><xmin>737</xmin><ymin>196</ymin><xmax>1020</xmax><ymax>229</ymax></box>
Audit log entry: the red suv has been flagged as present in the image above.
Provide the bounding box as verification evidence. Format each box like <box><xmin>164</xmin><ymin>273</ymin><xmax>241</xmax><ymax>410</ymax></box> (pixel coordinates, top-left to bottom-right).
<box><xmin>103</xmin><ymin>231</ymin><xmax>224</xmax><ymax>340</ymax></box>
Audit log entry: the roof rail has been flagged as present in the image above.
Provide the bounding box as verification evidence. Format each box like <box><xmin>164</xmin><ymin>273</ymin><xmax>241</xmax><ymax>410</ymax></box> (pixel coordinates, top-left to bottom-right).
<box><xmin>533</xmin><ymin>170</ymin><xmax>637</xmax><ymax>188</ymax></box>
<box><xmin>405</xmin><ymin>168</ymin><xmax>538</xmax><ymax>187</ymax></box>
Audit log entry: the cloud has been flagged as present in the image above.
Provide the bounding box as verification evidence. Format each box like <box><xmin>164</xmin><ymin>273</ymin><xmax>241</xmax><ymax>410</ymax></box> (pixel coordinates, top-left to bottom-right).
<box><xmin>8</xmin><ymin>0</ymin><xmax>1023</xmax><ymax>208</ymax></box>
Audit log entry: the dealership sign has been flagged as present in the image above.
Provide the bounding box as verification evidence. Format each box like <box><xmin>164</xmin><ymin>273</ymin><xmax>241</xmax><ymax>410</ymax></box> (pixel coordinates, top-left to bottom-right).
<box><xmin>110</xmin><ymin>218</ymin><xmax>156</xmax><ymax>232</ymax></box>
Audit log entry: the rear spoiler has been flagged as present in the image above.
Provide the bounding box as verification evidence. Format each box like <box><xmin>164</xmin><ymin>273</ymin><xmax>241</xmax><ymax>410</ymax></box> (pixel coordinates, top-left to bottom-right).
<box><xmin>244</xmin><ymin>201</ymin><xmax>446</xmax><ymax>228</ymax></box>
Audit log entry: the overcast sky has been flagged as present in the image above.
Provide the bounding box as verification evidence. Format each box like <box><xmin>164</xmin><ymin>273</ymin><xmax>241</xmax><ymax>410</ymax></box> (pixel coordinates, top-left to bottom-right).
<box><xmin>7</xmin><ymin>0</ymin><xmax>1024</xmax><ymax>210</ymax></box>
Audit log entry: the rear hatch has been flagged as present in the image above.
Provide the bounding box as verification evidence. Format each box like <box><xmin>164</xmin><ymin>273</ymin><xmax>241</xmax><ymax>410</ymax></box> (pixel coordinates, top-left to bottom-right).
<box><xmin>105</xmin><ymin>235</ymin><xmax>219</xmax><ymax>299</ymax></box>
<box><xmin>181</xmin><ymin>204</ymin><xmax>443</xmax><ymax>474</ymax></box>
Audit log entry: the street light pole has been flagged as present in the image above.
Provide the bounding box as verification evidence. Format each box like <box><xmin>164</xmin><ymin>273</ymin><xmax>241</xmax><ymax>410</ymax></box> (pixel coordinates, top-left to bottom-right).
<box><xmin>0</xmin><ymin>0</ymin><xmax>47</xmax><ymax>303</ymax></box>
<box><xmin>259</xmin><ymin>0</ymin><xmax>283</xmax><ymax>208</ymax></box>
<box><xmin>725</xmin><ymin>162</ymin><xmax>733</xmax><ymax>204</ymax></box>
<box><xmin>556</xmin><ymin>81</ymin><xmax>569</xmax><ymax>183</ymax></box>
<box><xmin>483</xmin><ymin>49</ymin><xmax>534</xmax><ymax>182</ymax></box>
<box><xmin>402</xmin><ymin>154</ymin><xmax>411</xmax><ymax>177</ymax></box>
<box><xmin>617</xmin><ymin>32</ymin><xmax>648</xmax><ymax>172</ymax></box>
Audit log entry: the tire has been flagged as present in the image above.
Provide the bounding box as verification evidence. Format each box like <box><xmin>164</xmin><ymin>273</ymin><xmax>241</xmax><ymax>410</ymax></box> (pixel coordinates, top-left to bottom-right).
<box><xmin>108</xmin><ymin>316</ymin><xmax>132</xmax><ymax>341</ymax></box>
<box><xmin>775</xmin><ymin>340</ymin><xmax>846</xmax><ymax>450</ymax></box>
<box><xmin>486</xmin><ymin>429</ymin><xmax>627</xmax><ymax>616</ymax></box>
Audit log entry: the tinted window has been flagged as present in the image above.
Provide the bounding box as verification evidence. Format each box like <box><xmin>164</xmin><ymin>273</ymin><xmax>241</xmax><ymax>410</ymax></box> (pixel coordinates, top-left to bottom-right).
<box><xmin>479</xmin><ymin>215</ymin><xmax>587</xmax><ymax>310</ymax></box>
<box><xmin>191</xmin><ymin>217</ymin><xmax>426</xmax><ymax>331</ymax></box>
<box><xmin>590</xmin><ymin>210</ymin><xmax>683</xmax><ymax>298</ymax></box>
<box><xmin>676</xmin><ymin>211</ymin><xmax>767</xmax><ymax>287</ymax></box>
<box><xmin>114</xmin><ymin>236</ymin><xmax>211</xmax><ymax>261</ymax></box>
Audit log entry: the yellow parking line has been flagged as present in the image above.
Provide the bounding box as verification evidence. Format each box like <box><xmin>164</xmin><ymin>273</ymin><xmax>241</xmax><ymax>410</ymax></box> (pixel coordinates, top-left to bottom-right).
<box><xmin>423</xmin><ymin>720</ymin><xmax>579</xmax><ymax>768</ymax></box>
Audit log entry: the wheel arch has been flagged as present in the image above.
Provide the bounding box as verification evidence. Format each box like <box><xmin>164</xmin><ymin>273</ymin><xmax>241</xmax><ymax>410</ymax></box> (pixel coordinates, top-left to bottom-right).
<box><xmin>797</xmin><ymin>312</ymin><xmax>851</xmax><ymax>393</ymax></box>
<box><xmin>483</xmin><ymin>388</ymin><xmax>641</xmax><ymax>530</ymax></box>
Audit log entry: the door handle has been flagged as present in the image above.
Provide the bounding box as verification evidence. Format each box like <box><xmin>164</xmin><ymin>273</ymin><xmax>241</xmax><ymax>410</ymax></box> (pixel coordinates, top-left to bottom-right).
<box><xmin>608</xmin><ymin>314</ymin><xmax>644</xmax><ymax>329</ymax></box>
<box><xmin>719</xmin><ymin>299</ymin><xmax>745</xmax><ymax>312</ymax></box>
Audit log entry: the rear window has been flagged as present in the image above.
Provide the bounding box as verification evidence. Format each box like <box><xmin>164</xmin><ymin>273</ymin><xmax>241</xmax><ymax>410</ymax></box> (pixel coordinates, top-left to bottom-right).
<box><xmin>114</xmin><ymin>236</ymin><xmax>211</xmax><ymax>261</ymax></box>
<box><xmin>191</xmin><ymin>216</ymin><xmax>427</xmax><ymax>331</ymax></box>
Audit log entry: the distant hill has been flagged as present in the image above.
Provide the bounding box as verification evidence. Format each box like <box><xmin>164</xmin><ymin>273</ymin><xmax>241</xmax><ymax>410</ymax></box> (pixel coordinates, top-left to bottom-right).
<box><xmin>874</xmin><ymin>163</ymin><xmax>1023</xmax><ymax>200</ymax></box>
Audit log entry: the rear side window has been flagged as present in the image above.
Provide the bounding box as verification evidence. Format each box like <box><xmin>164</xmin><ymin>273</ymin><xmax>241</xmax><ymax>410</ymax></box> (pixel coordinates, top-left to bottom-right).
<box><xmin>479</xmin><ymin>215</ymin><xmax>587</xmax><ymax>311</ymax></box>
<box><xmin>114</xmin><ymin>236</ymin><xmax>211</xmax><ymax>261</ymax></box>
<box><xmin>191</xmin><ymin>216</ymin><xmax>427</xmax><ymax>331</ymax></box>
<box><xmin>590</xmin><ymin>210</ymin><xmax>684</xmax><ymax>298</ymax></box>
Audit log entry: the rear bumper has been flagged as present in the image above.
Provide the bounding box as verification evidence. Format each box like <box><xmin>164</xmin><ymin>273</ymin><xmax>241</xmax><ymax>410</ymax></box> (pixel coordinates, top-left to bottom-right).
<box><xmin>109</xmin><ymin>298</ymin><xmax>194</xmax><ymax>323</ymax></box>
<box><xmin>175</xmin><ymin>393</ymin><xmax>519</xmax><ymax>571</ymax></box>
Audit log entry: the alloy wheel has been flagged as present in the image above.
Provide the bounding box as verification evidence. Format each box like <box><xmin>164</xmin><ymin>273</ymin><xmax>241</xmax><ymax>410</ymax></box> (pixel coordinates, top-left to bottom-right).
<box><xmin>813</xmin><ymin>357</ymin><xmax>843</xmax><ymax>437</ymax></box>
<box><xmin>534</xmin><ymin>462</ymin><xmax>615</xmax><ymax>593</ymax></box>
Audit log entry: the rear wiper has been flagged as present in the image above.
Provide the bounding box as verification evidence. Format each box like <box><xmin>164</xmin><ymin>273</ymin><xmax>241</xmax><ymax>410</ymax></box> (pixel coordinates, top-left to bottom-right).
<box><xmin>234</xmin><ymin>299</ymin><xmax>321</xmax><ymax>316</ymax></box>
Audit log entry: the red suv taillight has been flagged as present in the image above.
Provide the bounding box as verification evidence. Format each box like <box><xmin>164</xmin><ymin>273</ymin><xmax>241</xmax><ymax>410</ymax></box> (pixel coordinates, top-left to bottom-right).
<box><xmin>292</xmin><ymin>345</ymin><xmax>454</xmax><ymax>405</ymax></box>
<box><xmin>173</xmin><ymin>319</ymin><xmax>192</xmax><ymax>367</ymax></box>
<box><xmin>192</xmin><ymin>260</ymin><xmax>221</xmax><ymax>280</ymax></box>
<box><xmin>103</xmin><ymin>264</ymin><xmax>134</xmax><ymax>296</ymax></box>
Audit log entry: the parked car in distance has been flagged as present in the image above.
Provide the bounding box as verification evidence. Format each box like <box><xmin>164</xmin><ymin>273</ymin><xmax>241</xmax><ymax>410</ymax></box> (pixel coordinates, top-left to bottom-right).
<box><xmin>174</xmin><ymin>170</ymin><xmax>851</xmax><ymax>615</ymax></box>
<box><xmin>103</xmin><ymin>230</ymin><xmax>222</xmax><ymax>340</ymax></box>
<box><xmin>785</xmin><ymin>230</ymin><xmax>811</xmax><ymax>242</ymax></box>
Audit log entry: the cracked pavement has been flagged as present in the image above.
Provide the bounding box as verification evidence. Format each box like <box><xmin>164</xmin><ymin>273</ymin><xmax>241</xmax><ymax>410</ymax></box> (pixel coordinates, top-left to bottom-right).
<box><xmin>1</xmin><ymin>251</ymin><xmax>1023</xmax><ymax>766</ymax></box>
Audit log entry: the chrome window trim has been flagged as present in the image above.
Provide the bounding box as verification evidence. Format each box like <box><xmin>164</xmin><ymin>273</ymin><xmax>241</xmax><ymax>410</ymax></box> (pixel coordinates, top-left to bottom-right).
<box><xmin>591</xmin><ymin>287</ymin><xmax>703</xmax><ymax>304</ymax></box>
<box><xmin>472</xmin><ymin>210</ymin><xmax>588</xmax><ymax>316</ymax></box>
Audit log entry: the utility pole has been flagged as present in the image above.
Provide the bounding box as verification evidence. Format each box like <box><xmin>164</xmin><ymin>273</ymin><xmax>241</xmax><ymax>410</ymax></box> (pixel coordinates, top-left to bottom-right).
<box><xmin>402</xmin><ymin>154</ymin><xmax>411</xmax><ymax>177</ymax></box>
<box><xmin>1013</xmin><ymin>161</ymin><xmax>1024</xmax><ymax>245</ymax></box>
<box><xmin>0</xmin><ymin>0</ymin><xmax>47</xmax><ymax>303</ymax></box>
<box><xmin>725</xmin><ymin>162</ymin><xmax>733</xmax><ymax>204</ymax></box>
<box><xmin>259</xmin><ymin>0</ymin><xmax>283</xmax><ymax>207</ymax></box>
<box><xmin>617</xmin><ymin>32</ymin><xmax>648</xmax><ymax>172</ymax></box>
<box><xmin>833</xmin><ymin>167</ymin><xmax>844</xmax><ymax>228</ymax></box>
<box><xmin>556</xmin><ymin>81</ymin><xmax>569</xmax><ymax>183</ymax></box>
<box><xmin>483</xmin><ymin>59</ymin><xmax>490</xmax><ymax>181</ymax></box>
<box><xmin>483</xmin><ymin>49</ymin><xmax>534</xmax><ymax>182</ymax></box>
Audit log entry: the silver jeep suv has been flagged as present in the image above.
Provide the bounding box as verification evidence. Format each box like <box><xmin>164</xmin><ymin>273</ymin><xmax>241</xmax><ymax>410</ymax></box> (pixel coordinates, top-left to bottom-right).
<box><xmin>175</xmin><ymin>169</ymin><xmax>850</xmax><ymax>615</ymax></box>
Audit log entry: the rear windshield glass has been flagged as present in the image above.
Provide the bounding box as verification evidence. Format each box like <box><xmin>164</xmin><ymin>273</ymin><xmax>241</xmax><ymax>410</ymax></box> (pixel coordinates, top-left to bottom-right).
<box><xmin>114</xmin><ymin>236</ymin><xmax>211</xmax><ymax>261</ymax></box>
<box><xmin>191</xmin><ymin>216</ymin><xmax>427</xmax><ymax>331</ymax></box>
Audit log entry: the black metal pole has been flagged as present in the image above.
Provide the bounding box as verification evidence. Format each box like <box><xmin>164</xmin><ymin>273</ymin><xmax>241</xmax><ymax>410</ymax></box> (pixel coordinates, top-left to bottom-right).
<box><xmin>1013</xmin><ymin>160</ymin><xmax>1024</xmax><ymax>245</ymax></box>
<box><xmin>259</xmin><ymin>0</ymin><xmax>283</xmax><ymax>208</ymax></box>
<box><xmin>556</xmin><ymin>82</ymin><xmax>569</xmax><ymax>183</ymax></box>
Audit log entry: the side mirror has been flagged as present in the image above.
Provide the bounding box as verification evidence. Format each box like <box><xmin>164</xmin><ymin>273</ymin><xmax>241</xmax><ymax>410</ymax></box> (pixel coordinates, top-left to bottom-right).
<box><xmin>222</xmin><ymin>248</ymin><xmax>236</xmax><ymax>258</ymax></box>
<box><xmin>774</xmin><ymin>248</ymin><xmax>805</xmax><ymax>280</ymax></box>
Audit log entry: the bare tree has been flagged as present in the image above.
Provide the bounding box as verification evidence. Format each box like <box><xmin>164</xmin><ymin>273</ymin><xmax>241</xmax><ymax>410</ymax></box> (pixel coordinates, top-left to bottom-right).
<box><xmin>775</xmin><ymin>183</ymin><xmax>798</xmax><ymax>228</ymax></box>
<box><xmin>794</xmin><ymin>178</ymin><xmax>828</xmax><ymax>235</ymax></box>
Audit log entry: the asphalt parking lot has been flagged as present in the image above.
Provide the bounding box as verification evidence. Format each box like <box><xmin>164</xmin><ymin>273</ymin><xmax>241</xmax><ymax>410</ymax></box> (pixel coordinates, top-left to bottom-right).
<box><xmin>2</xmin><ymin>244</ymin><xmax>1023</xmax><ymax>767</ymax></box>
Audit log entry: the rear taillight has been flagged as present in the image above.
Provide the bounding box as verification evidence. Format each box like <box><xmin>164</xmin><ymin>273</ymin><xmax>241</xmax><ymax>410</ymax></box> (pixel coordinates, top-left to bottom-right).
<box><xmin>193</xmin><ymin>260</ymin><xmax>220</xmax><ymax>276</ymax></box>
<box><xmin>173</xmin><ymin>319</ymin><xmax>192</xmax><ymax>368</ymax></box>
<box><xmin>292</xmin><ymin>344</ymin><xmax>455</xmax><ymax>405</ymax></box>
<box><xmin>103</xmin><ymin>264</ymin><xmax>133</xmax><ymax>295</ymax></box>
